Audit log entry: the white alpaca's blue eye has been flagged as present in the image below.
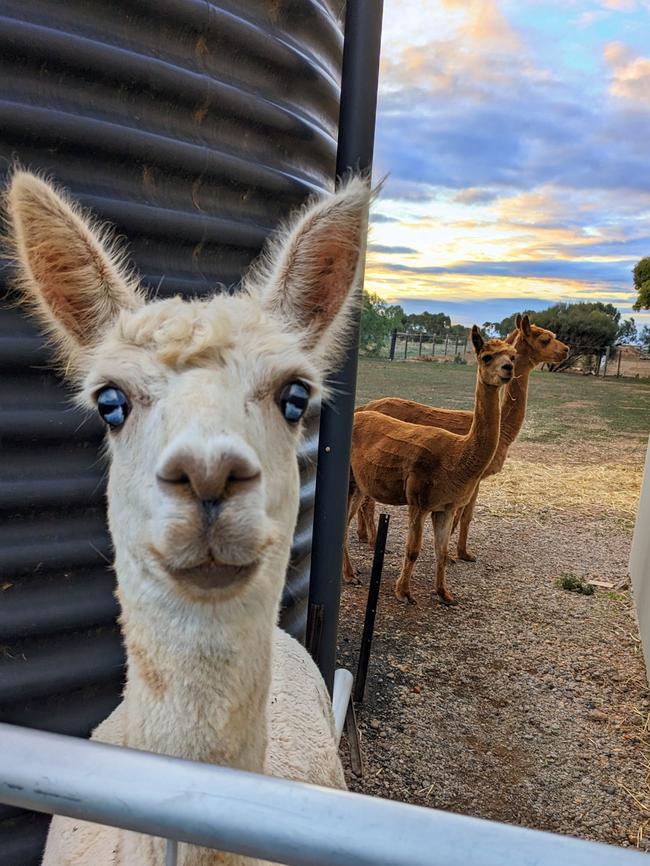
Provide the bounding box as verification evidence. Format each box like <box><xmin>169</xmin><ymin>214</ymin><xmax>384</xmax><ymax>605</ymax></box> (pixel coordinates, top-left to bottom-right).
<box><xmin>97</xmin><ymin>387</ymin><xmax>130</xmax><ymax>429</ymax></box>
<box><xmin>279</xmin><ymin>381</ymin><xmax>310</xmax><ymax>424</ymax></box>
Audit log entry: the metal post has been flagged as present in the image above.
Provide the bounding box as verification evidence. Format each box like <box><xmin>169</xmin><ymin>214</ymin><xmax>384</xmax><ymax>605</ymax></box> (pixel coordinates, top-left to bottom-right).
<box><xmin>354</xmin><ymin>513</ymin><xmax>389</xmax><ymax>703</ymax></box>
<box><xmin>389</xmin><ymin>328</ymin><xmax>397</xmax><ymax>360</ymax></box>
<box><xmin>445</xmin><ymin>335</ymin><xmax>449</xmax><ymax>356</ymax></box>
<box><xmin>306</xmin><ymin>0</ymin><xmax>384</xmax><ymax>693</ymax></box>
<box><xmin>431</xmin><ymin>334</ymin><xmax>435</xmax><ymax>356</ymax></box>
<box><xmin>603</xmin><ymin>349</ymin><xmax>609</xmax><ymax>377</ymax></box>
<box><xmin>404</xmin><ymin>334</ymin><xmax>409</xmax><ymax>359</ymax></box>
<box><xmin>455</xmin><ymin>335</ymin><xmax>459</xmax><ymax>355</ymax></box>
<box><xmin>418</xmin><ymin>333</ymin><xmax>422</xmax><ymax>356</ymax></box>
<box><xmin>617</xmin><ymin>348</ymin><xmax>622</xmax><ymax>377</ymax></box>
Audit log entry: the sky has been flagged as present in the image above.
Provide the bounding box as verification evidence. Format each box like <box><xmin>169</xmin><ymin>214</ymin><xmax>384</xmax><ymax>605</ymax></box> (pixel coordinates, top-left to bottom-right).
<box><xmin>366</xmin><ymin>0</ymin><xmax>650</xmax><ymax>328</ymax></box>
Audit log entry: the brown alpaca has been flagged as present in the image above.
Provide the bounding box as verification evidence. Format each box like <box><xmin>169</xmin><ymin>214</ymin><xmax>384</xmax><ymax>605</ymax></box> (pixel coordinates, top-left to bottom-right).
<box><xmin>343</xmin><ymin>327</ymin><xmax>516</xmax><ymax>605</ymax></box>
<box><xmin>357</xmin><ymin>315</ymin><xmax>569</xmax><ymax>559</ymax></box>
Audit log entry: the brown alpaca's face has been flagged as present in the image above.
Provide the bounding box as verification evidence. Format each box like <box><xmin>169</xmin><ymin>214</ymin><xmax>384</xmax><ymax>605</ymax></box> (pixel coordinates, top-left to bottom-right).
<box><xmin>476</xmin><ymin>338</ymin><xmax>517</xmax><ymax>387</ymax></box>
<box><xmin>522</xmin><ymin>323</ymin><xmax>569</xmax><ymax>364</ymax></box>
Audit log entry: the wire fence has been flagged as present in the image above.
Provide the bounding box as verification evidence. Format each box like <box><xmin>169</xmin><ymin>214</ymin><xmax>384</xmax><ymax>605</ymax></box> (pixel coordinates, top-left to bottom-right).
<box><xmin>386</xmin><ymin>330</ymin><xmax>471</xmax><ymax>361</ymax></box>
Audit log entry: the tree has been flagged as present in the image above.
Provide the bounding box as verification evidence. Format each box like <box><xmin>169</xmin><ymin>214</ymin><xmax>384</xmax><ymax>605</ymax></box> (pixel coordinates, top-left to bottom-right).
<box><xmin>633</xmin><ymin>257</ymin><xmax>650</xmax><ymax>310</ymax></box>
<box><xmin>640</xmin><ymin>326</ymin><xmax>650</xmax><ymax>353</ymax></box>
<box><xmin>489</xmin><ymin>302</ymin><xmax>624</xmax><ymax>369</ymax></box>
<box><xmin>359</xmin><ymin>291</ymin><xmax>405</xmax><ymax>355</ymax></box>
<box><xmin>617</xmin><ymin>317</ymin><xmax>637</xmax><ymax>344</ymax></box>
<box><xmin>405</xmin><ymin>311</ymin><xmax>451</xmax><ymax>334</ymax></box>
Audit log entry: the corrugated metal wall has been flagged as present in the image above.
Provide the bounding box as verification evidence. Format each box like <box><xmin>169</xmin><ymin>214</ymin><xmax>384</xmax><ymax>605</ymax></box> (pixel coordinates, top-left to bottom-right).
<box><xmin>0</xmin><ymin>2</ymin><xmax>344</xmax><ymax>862</ymax></box>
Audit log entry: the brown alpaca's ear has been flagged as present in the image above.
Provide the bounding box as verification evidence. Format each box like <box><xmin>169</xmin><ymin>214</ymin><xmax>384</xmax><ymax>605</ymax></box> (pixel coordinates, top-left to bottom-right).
<box><xmin>516</xmin><ymin>313</ymin><xmax>522</xmax><ymax>329</ymax></box>
<box><xmin>251</xmin><ymin>175</ymin><xmax>371</xmax><ymax>369</ymax></box>
<box><xmin>520</xmin><ymin>314</ymin><xmax>532</xmax><ymax>336</ymax></box>
<box><xmin>5</xmin><ymin>171</ymin><xmax>142</xmax><ymax>373</ymax></box>
<box><xmin>471</xmin><ymin>325</ymin><xmax>484</xmax><ymax>354</ymax></box>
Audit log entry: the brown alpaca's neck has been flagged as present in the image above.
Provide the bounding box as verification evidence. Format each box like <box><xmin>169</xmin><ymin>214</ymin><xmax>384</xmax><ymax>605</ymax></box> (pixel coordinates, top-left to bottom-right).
<box><xmin>461</xmin><ymin>374</ymin><xmax>502</xmax><ymax>478</ymax></box>
<box><xmin>498</xmin><ymin>352</ymin><xmax>533</xmax><ymax>448</ymax></box>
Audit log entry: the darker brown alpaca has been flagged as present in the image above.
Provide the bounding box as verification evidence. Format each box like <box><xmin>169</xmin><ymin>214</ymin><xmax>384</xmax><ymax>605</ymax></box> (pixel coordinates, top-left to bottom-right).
<box><xmin>357</xmin><ymin>315</ymin><xmax>569</xmax><ymax>559</ymax></box>
<box><xmin>343</xmin><ymin>327</ymin><xmax>517</xmax><ymax>606</ymax></box>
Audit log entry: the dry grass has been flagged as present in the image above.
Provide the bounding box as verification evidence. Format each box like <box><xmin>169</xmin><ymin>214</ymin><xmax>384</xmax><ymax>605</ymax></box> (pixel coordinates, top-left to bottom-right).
<box><xmin>481</xmin><ymin>457</ymin><xmax>643</xmax><ymax>529</ymax></box>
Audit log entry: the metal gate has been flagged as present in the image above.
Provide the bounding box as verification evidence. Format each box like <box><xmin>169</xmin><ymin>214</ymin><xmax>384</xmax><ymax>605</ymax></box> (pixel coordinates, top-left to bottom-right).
<box><xmin>0</xmin><ymin>2</ymin><xmax>344</xmax><ymax>862</ymax></box>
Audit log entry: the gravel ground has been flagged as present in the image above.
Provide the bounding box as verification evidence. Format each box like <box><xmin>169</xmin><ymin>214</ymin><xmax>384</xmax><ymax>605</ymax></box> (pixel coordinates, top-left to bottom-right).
<box><xmin>338</xmin><ymin>439</ymin><xmax>650</xmax><ymax>850</ymax></box>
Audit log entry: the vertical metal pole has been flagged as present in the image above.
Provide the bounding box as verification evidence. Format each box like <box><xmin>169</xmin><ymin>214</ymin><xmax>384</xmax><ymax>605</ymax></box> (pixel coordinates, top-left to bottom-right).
<box><xmin>617</xmin><ymin>349</ymin><xmax>622</xmax><ymax>377</ymax></box>
<box><xmin>353</xmin><ymin>513</ymin><xmax>389</xmax><ymax>704</ymax></box>
<box><xmin>404</xmin><ymin>335</ymin><xmax>409</xmax><ymax>359</ymax></box>
<box><xmin>389</xmin><ymin>328</ymin><xmax>397</xmax><ymax>360</ymax></box>
<box><xmin>307</xmin><ymin>0</ymin><xmax>384</xmax><ymax>693</ymax></box>
<box><xmin>603</xmin><ymin>349</ymin><xmax>609</xmax><ymax>377</ymax></box>
<box><xmin>165</xmin><ymin>839</ymin><xmax>178</xmax><ymax>866</ymax></box>
<box><xmin>418</xmin><ymin>334</ymin><xmax>422</xmax><ymax>356</ymax></box>
<box><xmin>445</xmin><ymin>335</ymin><xmax>449</xmax><ymax>356</ymax></box>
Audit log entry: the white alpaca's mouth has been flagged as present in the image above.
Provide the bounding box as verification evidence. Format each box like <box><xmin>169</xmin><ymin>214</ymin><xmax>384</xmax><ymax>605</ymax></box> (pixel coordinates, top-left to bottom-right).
<box><xmin>147</xmin><ymin>544</ymin><xmax>260</xmax><ymax>591</ymax></box>
<box><xmin>168</xmin><ymin>558</ymin><xmax>260</xmax><ymax>590</ymax></box>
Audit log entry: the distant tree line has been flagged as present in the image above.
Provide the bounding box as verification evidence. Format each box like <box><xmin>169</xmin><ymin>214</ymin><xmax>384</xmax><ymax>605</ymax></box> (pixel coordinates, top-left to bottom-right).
<box><xmin>359</xmin><ymin>293</ymin><xmax>468</xmax><ymax>356</ymax></box>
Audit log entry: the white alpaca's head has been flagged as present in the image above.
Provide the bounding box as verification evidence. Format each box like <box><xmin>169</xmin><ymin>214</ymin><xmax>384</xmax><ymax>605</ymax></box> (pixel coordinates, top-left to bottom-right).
<box><xmin>6</xmin><ymin>172</ymin><xmax>370</xmax><ymax>605</ymax></box>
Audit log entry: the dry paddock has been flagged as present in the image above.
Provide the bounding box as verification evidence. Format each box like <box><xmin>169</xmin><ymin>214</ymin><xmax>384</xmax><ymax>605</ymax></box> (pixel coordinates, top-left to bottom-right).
<box><xmin>338</xmin><ymin>436</ymin><xmax>650</xmax><ymax>851</ymax></box>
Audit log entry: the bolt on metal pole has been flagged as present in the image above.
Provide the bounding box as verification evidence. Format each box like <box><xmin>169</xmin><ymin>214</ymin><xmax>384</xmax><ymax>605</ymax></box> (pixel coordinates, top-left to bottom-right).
<box><xmin>307</xmin><ymin>0</ymin><xmax>384</xmax><ymax>693</ymax></box>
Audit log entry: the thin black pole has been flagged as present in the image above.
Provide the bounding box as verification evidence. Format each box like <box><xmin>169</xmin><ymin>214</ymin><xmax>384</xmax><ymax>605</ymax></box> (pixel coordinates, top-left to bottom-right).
<box><xmin>354</xmin><ymin>513</ymin><xmax>390</xmax><ymax>704</ymax></box>
<box><xmin>306</xmin><ymin>0</ymin><xmax>384</xmax><ymax>694</ymax></box>
<box><xmin>389</xmin><ymin>328</ymin><xmax>397</xmax><ymax>360</ymax></box>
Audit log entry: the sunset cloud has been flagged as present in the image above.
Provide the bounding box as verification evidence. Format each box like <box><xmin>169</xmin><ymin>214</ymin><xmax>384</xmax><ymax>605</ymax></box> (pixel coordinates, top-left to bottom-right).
<box><xmin>369</xmin><ymin>1</ymin><xmax>650</xmax><ymax>326</ymax></box>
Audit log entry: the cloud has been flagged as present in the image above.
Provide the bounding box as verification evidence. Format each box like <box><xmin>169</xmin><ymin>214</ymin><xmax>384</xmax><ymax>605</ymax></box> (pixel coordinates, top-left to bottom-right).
<box><xmin>368</xmin><ymin>244</ymin><xmax>420</xmax><ymax>255</ymax></box>
<box><xmin>605</xmin><ymin>42</ymin><xmax>650</xmax><ymax>106</ymax></box>
<box><xmin>370</xmin><ymin>1</ymin><xmax>650</xmax><ymax>322</ymax></box>
<box><xmin>369</xmin><ymin>213</ymin><xmax>400</xmax><ymax>224</ymax></box>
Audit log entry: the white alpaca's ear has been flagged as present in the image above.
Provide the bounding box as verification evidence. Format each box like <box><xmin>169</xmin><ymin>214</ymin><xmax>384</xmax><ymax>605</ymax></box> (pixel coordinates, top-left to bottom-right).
<box><xmin>5</xmin><ymin>171</ymin><xmax>142</xmax><ymax>371</ymax></box>
<box><xmin>250</xmin><ymin>175</ymin><xmax>371</xmax><ymax>368</ymax></box>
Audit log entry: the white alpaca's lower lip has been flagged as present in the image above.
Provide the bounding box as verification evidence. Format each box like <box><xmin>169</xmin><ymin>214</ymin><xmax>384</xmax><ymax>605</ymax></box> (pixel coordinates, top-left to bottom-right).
<box><xmin>168</xmin><ymin>559</ymin><xmax>259</xmax><ymax>590</ymax></box>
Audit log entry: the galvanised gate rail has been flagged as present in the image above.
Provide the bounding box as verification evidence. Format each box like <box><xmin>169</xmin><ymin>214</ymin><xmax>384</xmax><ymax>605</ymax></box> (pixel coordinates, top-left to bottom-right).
<box><xmin>0</xmin><ymin>722</ymin><xmax>645</xmax><ymax>866</ymax></box>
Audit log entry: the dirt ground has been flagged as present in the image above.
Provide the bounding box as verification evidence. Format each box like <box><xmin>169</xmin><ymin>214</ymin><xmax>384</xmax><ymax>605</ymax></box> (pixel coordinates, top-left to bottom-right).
<box><xmin>338</xmin><ymin>436</ymin><xmax>650</xmax><ymax>851</ymax></box>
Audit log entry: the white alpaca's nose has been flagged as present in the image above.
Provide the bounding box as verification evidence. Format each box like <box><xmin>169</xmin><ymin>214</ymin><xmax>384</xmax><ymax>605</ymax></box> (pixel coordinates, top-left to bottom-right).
<box><xmin>156</xmin><ymin>434</ymin><xmax>262</xmax><ymax>521</ymax></box>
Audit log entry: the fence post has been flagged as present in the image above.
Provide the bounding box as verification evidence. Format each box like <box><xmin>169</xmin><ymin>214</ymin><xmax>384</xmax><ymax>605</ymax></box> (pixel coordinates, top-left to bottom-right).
<box><xmin>389</xmin><ymin>328</ymin><xmax>397</xmax><ymax>361</ymax></box>
<box><xmin>418</xmin><ymin>333</ymin><xmax>423</xmax><ymax>356</ymax></box>
<box><xmin>603</xmin><ymin>349</ymin><xmax>609</xmax><ymax>377</ymax></box>
<box><xmin>617</xmin><ymin>348</ymin><xmax>622</xmax><ymax>378</ymax></box>
<box><xmin>404</xmin><ymin>335</ymin><xmax>409</xmax><ymax>359</ymax></box>
<box><xmin>463</xmin><ymin>334</ymin><xmax>468</xmax><ymax>355</ymax></box>
<box><xmin>444</xmin><ymin>335</ymin><xmax>449</xmax><ymax>356</ymax></box>
<box><xmin>454</xmin><ymin>335</ymin><xmax>459</xmax><ymax>355</ymax></box>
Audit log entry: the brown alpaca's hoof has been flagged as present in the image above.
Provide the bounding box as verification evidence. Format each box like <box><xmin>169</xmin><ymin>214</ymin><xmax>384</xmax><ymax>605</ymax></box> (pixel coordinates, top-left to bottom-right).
<box><xmin>395</xmin><ymin>586</ymin><xmax>416</xmax><ymax>605</ymax></box>
<box><xmin>439</xmin><ymin>592</ymin><xmax>459</xmax><ymax>606</ymax></box>
<box><xmin>446</xmin><ymin>554</ymin><xmax>457</xmax><ymax>565</ymax></box>
<box><xmin>457</xmin><ymin>550</ymin><xmax>477</xmax><ymax>562</ymax></box>
<box><xmin>344</xmin><ymin>574</ymin><xmax>362</xmax><ymax>586</ymax></box>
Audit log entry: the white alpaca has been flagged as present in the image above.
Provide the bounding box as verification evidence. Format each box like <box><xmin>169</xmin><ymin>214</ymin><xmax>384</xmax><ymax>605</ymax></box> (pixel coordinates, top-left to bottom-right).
<box><xmin>6</xmin><ymin>171</ymin><xmax>370</xmax><ymax>866</ymax></box>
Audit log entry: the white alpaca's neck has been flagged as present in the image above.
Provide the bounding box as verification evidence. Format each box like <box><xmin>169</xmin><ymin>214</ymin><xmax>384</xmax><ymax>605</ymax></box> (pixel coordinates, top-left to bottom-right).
<box><xmin>116</xmin><ymin>557</ymin><xmax>284</xmax><ymax>866</ymax></box>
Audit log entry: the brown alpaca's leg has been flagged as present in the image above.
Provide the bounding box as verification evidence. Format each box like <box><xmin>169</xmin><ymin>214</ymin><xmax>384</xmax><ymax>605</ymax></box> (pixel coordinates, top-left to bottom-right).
<box><xmin>360</xmin><ymin>497</ymin><xmax>377</xmax><ymax>547</ymax></box>
<box><xmin>357</xmin><ymin>500</ymin><xmax>369</xmax><ymax>543</ymax></box>
<box><xmin>457</xmin><ymin>484</ymin><xmax>480</xmax><ymax>562</ymax></box>
<box><xmin>343</xmin><ymin>488</ymin><xmax>364</xmax><ymax>584</ymax></box>
<box><xmin>395</xmin><ymin>506</ymin><xmax>425</xmax><ymax>605</ymax></box>
<box><xmin>433</xmin><ymin>509</ymin><xmax>458</xmax><ymax>605</ymax></box>
<box><xmin>439</xmin><ymin>510</ymin><xmax>458</xmax><ymax>564</ymax></box>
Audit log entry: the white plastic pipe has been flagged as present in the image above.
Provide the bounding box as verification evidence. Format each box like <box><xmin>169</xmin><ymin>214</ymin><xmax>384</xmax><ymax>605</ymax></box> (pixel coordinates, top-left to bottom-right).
<box><xmin>332</xmin><ymin>668</ymin><xmax>353</xmax><ymax>744</ymax></box>
<box><xmin>0</xmin><ymin>723</ymin><xmax>646</xmax><ymax>866</ymax></box>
